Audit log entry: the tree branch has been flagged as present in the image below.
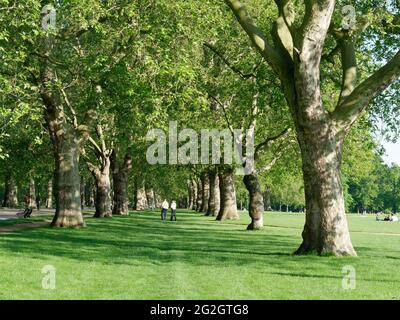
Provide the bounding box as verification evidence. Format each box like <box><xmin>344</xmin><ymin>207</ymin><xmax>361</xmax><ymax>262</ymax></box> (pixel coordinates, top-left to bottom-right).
<box><xmin>333</xmin><ymin>49</ymin><xmax>400</xmax><ymax>126</ymax></box>
<box><xmin>224</xmin><ymin>0</ymin><xmax>285</xmax><ymax>76</ymax></box>
<box><xmin>255</xmin><ymin>127</ymin><xmax>291</xmax><ymax>157</ymax></box>
<box><xmin>337</xmin><ymin>36</ymin><xmax>357</xmax><ymax>104</ymax></box>
<box><xmin>209</xmin><ymin>95</ymin><xmax>235</xmax><ymax>136</ymax></box>
<box><xmin>203</xmin><ymin>42</ymin><xmax>256</xmax><ymax>79</ymax></box>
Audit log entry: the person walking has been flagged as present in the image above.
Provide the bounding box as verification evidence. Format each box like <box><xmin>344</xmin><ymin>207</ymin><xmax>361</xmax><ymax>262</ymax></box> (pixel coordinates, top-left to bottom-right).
<box><xmin>161</xmin><ymin>199</ymin><xmax>169</xmax><ymax>221</ymax></box>
<box><xmin>170</xmin><ymin>200</ymin><xmax>177</xmax><ymax>221</ymax></box>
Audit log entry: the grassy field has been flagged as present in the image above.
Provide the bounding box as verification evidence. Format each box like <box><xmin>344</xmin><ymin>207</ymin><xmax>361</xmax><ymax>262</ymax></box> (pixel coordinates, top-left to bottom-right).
<box><xmin>0</xmin><ymin>210</ymin><xmax>399</xmax><ymax>300</ymax></box>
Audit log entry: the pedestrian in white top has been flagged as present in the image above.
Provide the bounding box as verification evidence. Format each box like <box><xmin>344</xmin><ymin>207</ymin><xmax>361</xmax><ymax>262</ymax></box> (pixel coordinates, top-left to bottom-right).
<box><xmin>170</xmin><ymin>200</ymin><xmax>177</xmax><ymax>221</ymax></box>
<box><xmin>161</xmin><ymin>199</ymin><xmax>169</xmax><ymax>221</ymax></box>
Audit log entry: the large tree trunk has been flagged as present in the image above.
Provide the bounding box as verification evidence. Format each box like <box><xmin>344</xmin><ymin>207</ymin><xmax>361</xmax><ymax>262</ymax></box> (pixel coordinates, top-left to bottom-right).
<box><xmin>50</xmin><ymin>130</ymin><xmax>84</xmax><ymax>227</ymax></box>
<box><xmin>111</xmin><ymin>153</ymin><xmax>132</xmax><ymax>215</ymax></box>
<box><xmin>206</xmin><ymin>170</ymin><xmax>220</xmax><ymax>216</ymax></box>
<box><xmin>41</xmin><ymin>41</ymin><xmax>84</xmax><ymax>228</ymax></box>
<box><xmin>2</xmin><ymin>173</ymin><xmax>18</xmax><ymax>208</ymax></box>
<box><xmin>216</xmin><ymin>168</ymin><xmax>239</xmax><ymax>220</ymax></box>
<box><xmin>294</xmin><ymin>124</ymin><xmax>356</xmax><ymax>256</ymax></box>
<box><xmin>88</xmin><ymin>157</ymin><xmax>112</xmax><ymax>218</ymax></box>
<box><xmin>243</xmin><ymin>173</ymin><xmax>264</xmax><ymax>230</ymax></box>
<box><xmin>46</xmin><ymin>179</ymin><xmax>53</xmax><ymax>209</ymax></box>
<box><xmin>46</xmin><ymin>111</ymin><xmax>84</xmax><ymax>227</ymax></box>
<box><xmin>200</xmin><ymin>172</ymin><xmax>210</xmax><ymax>213</ymax></box>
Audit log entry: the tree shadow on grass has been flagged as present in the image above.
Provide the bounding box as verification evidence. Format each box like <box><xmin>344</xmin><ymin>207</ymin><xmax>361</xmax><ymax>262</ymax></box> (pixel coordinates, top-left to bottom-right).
<box><xmin>0</xmin><ymin>211</ymin><xmax>372</xmax><ymax>276</ymax></box>
<box><xmin>0</xmin><ymin>212</ymin><xmax>302</xmax><ymax>267</ymax></box>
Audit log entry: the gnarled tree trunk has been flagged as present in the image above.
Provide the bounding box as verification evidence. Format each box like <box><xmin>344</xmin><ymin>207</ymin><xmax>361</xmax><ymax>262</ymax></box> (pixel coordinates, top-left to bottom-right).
<box><xmin>111</xmin><ymin>152</ymin><xmax>132</xmax><ymax>215</ymax></box>
<box><xmin>42</xmin><ymin>94</ymin><xmax>84</xmax><ymax>227</ymax></box>
<box><xmin>243</xmin><ymin>172</ymin><xmax>264</xmax><ymax>230</ymax></box>
<box><xmin>40</xmin><ymin>38</ymin><xmax>84</xmax><ymax>228</ymax></box>
<box><xmin>88</xmin><ymin>157</ymin><xmax>112</xmax><ymax>218</ymax></box>
<box><xmin>216</xmin><ymin>168</ymin><xmax>239</xmax><ymax>220</ymax></box>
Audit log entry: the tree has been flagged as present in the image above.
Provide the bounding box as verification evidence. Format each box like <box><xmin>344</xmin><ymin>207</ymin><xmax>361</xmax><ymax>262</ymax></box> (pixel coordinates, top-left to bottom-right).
<box><xmin>224</xmin><ymin>0</ymin><xmax>400</xmax><ymax>255</ymax></box>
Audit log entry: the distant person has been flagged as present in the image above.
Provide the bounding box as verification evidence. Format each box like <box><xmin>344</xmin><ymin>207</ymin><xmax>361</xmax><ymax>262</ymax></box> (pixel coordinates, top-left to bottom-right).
<box><xmin>36</xmin><ymin>193</ymin><xmax>41</xmax><ymax>211</ymax></box>
<box><xmin>161</xmin><ymin>199</ymin><xmax>169</xmax><ymax>221</ymax></box>
<box><xmin>376</xmin><ymin>212</ymin><xmax>381</xmax><ymax>221</ymax></box>
<box><xmin>391</xmin><ymin>214</ymin><xmax>398</xmax><ymax>222</ymax></box>
<box><xmin>170</xmin><ymin>200</ymin><xmax>177</xmax><ymax>221</ymax></box>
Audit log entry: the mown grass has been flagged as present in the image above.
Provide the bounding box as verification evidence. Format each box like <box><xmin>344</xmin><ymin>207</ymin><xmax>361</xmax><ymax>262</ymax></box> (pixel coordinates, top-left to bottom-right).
<box><xmin>0</xmin><ymin>210</ymin><xmax>399</xmax><ymax>300</ymax></box>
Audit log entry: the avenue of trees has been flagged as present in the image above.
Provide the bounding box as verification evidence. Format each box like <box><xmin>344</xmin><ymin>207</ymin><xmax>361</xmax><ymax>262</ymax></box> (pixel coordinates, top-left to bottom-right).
<box><xmin>0</xmin><ymin>0</ymin><xmax>399</xmax><ymax>256</ymax></box>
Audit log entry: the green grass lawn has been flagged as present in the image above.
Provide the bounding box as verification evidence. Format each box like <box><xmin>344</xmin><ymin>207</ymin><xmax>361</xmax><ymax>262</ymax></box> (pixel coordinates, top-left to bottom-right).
<box><xmin>0</xmin><ymin>210</ymin><xmax>399</xmax><ymax>300</ymax></box>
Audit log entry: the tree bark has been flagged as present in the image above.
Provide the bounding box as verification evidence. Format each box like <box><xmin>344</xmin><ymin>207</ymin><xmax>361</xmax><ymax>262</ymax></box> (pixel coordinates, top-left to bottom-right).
<box><xmin>46</xmin><ymin>179</ymin><xmax>53</xmax><ymax>209</ymax></box>
<box><xmin>145</xmin><ymin>186</ymin><xmax>155</xmax><ymax>209</ymax></box>
<box><xmin>40</xmin><ymin>41</ymin><xmax>84</xmax><ymax>228</ymax></box>
<box><xmin>294</xmin><ymin>126</ymin><xmax>356</xmax><ymax>256</ymax></box>
<box><xmin>45</xmin><ymin>107</ymin><xmax>84</xmax><ymax>227</ymax></box>
<box><xmin>111</xmin><ymin>152</ymin><xmax>132</xmax><ymax>215</ymax></box>
<box><xmin>88</xmin><ymin>157</ymin><xmax>112</xmax><ymax>218</ymax></box>
<box><xmin>2</xmin><ymin>172</ymin><xmax>18</xmax><ymax>208</ymax></box>
<box><xmin>243</xmin><ymin>172</ymin><xmax>264</xmax><ymax>230</ymax></box>
<box><xmin>216</xmin><ymin>168</ymin><xmax>239</xmax><ymax>220</ymax></box>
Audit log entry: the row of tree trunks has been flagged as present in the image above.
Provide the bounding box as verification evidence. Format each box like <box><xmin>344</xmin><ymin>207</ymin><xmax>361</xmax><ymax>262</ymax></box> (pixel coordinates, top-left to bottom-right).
<box><xmin>2</xmin><ymin>172</ymin><xmax>18</xmax><ymax>208</ymax></box>
<box><xmin>216</xmin><ymin>168</ymin><xmax>239</xmax><ymax>220</ymax></box>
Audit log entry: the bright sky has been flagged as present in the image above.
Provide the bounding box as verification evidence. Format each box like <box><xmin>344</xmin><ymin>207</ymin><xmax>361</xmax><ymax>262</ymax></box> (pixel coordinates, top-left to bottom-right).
<box><xmin>382</xmin><ymin>140</ymin><xmax>400</xmax><ymax>165</ymax></box>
